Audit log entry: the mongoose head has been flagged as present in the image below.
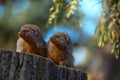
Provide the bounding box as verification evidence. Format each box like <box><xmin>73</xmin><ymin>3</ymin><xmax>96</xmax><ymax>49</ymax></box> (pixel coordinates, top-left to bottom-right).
<box><xmin>49</xmin><ymin>32</ymin><xmax>73</xmax><ymax>51</ymax></box>
<box><xmin>18</xmin><ymin>24</ymin><xmax>43</xmax><ymax>43</ymax></box>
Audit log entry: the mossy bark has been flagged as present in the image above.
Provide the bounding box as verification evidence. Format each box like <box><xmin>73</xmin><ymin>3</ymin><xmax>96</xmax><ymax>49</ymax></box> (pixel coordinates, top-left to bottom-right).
<box><xmin>0</xmin><ymin>49</ymin><xmax>87</xmax><ymax>80</ymax></box>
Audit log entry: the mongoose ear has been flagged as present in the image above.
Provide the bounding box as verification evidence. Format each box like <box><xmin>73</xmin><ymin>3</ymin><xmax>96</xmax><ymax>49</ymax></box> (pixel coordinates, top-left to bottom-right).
<box><xmin>64</xmin><ymin>35</ymin><xmax>69</xmax><ymax>41</ymax></box>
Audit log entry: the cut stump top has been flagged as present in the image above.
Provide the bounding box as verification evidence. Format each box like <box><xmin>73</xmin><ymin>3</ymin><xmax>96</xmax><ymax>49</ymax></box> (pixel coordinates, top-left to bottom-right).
<box><xmin>0</xmin><ymin>49</ymin><xmax>87</xmax><ymax>80</ymax></box>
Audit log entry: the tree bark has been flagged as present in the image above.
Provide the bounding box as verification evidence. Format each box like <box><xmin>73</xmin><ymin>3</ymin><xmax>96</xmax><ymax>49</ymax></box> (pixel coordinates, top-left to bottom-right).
<box><xmin>0</xmin><ymin>49</ymin><xmax>87</xmax><ymax>80</ymax></box>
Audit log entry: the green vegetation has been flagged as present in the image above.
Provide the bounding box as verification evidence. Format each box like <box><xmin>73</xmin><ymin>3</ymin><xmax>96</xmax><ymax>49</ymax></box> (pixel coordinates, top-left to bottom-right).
<box><xmin>96</xmin><ymin>0</ymin><xmax>120</xmax><ymax>58</ymax></box>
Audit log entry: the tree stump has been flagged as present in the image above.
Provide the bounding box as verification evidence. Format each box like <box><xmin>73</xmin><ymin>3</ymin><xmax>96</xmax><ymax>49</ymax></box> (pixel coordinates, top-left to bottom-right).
<box><xmin>0</xmin><ymin>49</ymin><xmax>87</xmax><ymax>80</ymax></box>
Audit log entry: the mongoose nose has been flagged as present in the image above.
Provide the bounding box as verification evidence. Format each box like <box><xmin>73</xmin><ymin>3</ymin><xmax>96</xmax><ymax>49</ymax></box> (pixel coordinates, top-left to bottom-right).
<box><xmin>18</xmin><ymin>32</ymin><xmax>22</xmax><ymax>37</ymax></box>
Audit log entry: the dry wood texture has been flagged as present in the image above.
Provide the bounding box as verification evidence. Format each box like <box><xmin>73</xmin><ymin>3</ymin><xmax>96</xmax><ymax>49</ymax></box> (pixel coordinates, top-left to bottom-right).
<box><xmin>0</xmin><ymin>49</ymin><xmax>87</xmax><ymax>80</ymax></box>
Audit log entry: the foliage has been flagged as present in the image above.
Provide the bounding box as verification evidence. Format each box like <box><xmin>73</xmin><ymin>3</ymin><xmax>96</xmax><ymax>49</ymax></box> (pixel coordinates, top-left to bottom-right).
<box><xmin>47</xmin><ymin>0</ymin><xmax>79</xmax><ymax>27</ymax></box>
<box><xmin>96</xmin><ymin>0</ymin><xmax>120</xmax><ymax>58</ymax></box>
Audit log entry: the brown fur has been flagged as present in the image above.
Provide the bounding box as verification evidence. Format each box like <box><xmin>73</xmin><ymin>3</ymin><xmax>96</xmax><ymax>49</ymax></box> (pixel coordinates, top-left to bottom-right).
<box><xmin>16</xmin><ymin>24</ymin><xmax>47</xmax><ymax>57</ymax></box>
<box><xmin>48</xmin><ymin>32</ymin><xmax>74</xmax><ymax>67</ymax></box>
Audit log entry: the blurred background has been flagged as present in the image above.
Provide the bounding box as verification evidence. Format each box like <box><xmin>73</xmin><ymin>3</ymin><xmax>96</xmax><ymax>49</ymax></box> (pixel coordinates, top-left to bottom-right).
<box><xmin>0</xmin><ymin>0</ymin><xmax>120</xmax><ymax>80</ymax></box>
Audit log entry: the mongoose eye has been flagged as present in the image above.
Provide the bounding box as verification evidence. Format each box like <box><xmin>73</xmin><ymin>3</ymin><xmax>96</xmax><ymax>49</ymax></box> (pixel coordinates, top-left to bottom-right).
<box><xmin>54</xmin><ymin>35</ymin><xmax>60</xmax><ymax>38</ymax></box>
<box><xmin>22</xmin><ymin>29</ymin><xmax>29</xmax><ymax>33</ymax></box>
<box><xmin>32</xmin><ymin>29</ymin><xmax>39</xmax><ymax>34</ymax></box>
<box><xmin>32</xmin><ymin>29</ymin><xmax>36</xmax><ymax>32</ymax></box>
